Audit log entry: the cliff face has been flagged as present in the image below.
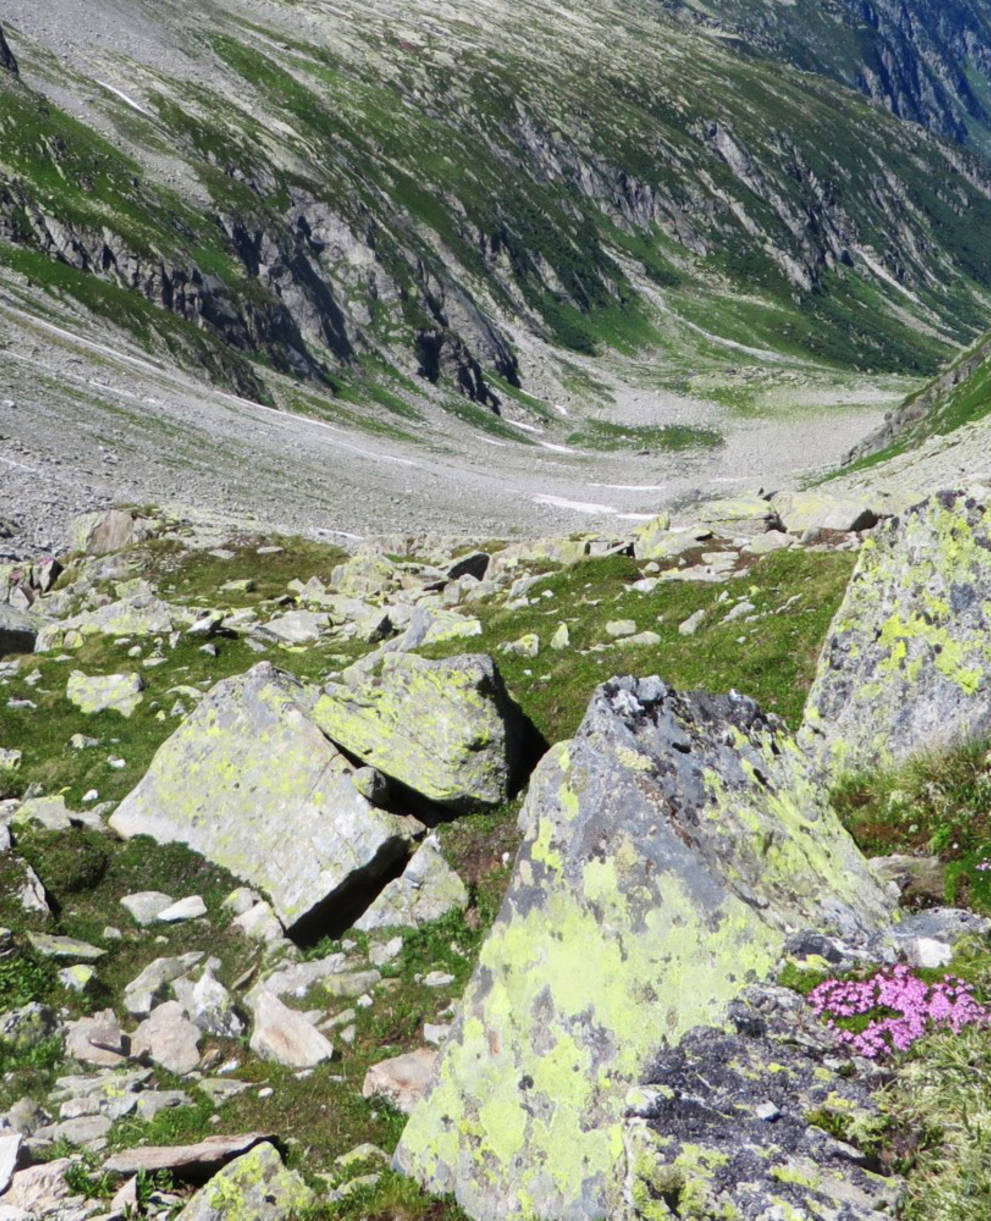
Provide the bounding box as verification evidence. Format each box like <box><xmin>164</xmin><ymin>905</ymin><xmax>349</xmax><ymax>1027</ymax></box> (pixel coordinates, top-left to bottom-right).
<box><xmin>4</xmin><ymin>0</ymin><xmax>991</xmax><ymax>412</ymax></box>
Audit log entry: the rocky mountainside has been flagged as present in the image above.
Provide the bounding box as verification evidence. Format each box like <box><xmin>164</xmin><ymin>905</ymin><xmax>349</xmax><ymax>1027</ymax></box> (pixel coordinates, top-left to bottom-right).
<box><xmin>844</xmin><ymin>326</ymin><xmax>991</xmax><ymax>463</ymax></box>
<box><xmin>662</xmin><ymin>0</ymin><xmax>991</xmax><ymax>152</ymax></box>
<box><xmin>4</xmin><ymin>0</ymin><xmax>991</xmax><ymax>417</ymax></box>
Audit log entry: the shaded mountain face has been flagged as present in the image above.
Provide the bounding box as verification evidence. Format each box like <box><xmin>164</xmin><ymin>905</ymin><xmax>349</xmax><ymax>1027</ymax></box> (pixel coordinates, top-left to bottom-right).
<box><xmin>3</xmin><ymin>0</ymin><xmax>991</xmax><ymax>411</ymax></box>
<box><xmin>662</xmin><ymin>0</ymin><xmax>991</xmax><ymax>151</ymax></box>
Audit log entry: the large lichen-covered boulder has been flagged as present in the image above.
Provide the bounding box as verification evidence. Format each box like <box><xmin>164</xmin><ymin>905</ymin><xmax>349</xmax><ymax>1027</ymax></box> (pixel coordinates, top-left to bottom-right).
<box><xmin>801</xmin><ymin>490</ymin><xmax>991</xmax><ymax>776</ymax></box>
<box><xmin>109</xmin><ymin>663</ymin><xmax>422</xmax><ymax>935</ymax></box>
<box><xmin>395</xmin><ymin>677</ymin><xmax>892</xmax><ymax>1220</ymax></box>
<box><xmin>313</xmin><ymin>653</ymin><xmax>540</xmax><ymax>812</ymax></box>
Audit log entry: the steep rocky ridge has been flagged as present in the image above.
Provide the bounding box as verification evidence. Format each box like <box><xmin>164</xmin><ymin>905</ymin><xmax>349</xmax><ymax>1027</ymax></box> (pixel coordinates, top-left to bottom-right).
<box><xmin>4</xmin><ymin>0</ymin><xmax>991</xmax><ymax>418</ymax></box>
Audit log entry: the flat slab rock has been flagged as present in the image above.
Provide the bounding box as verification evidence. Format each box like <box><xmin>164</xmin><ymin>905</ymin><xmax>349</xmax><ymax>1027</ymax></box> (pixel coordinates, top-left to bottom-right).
<box><xmin>109</xmin><ymin>662</ymin><xmax>422</xmax><ymax>933</ymax></box>
<box><xmin>396</xmin><ymin>677</ymin><xmax>893</xmax><ymax>1221</ymax></box>
<box><xmin>103</xmin><ymin>1132</ymin><xmax>277</xmax><ymax>1178</ymax></box>
<box><xmin>802</xmin><ymin>490</ymin><xmax>991</xmax><ymax>775</ymax></box>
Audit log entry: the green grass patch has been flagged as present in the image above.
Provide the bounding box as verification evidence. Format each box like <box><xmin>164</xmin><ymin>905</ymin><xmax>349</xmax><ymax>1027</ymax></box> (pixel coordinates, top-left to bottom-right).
<box><xmin>832</xmin><ymin>738</ymin><xmax>991</xmax><ymax>913</ymax></box>
<box><xmin>420</xmin><ymin>547</ymin><xmax>856</xmax><ymax>744</ymax></box>
<box><xmin>566</xmin><ymin>419</ymin><xmax>723</xmax><ymax>452</ymax></box>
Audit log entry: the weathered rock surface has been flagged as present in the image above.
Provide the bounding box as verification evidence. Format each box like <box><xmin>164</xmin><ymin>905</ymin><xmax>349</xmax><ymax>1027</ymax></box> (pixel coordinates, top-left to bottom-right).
<box><xmin>354</xmin><ymin>835</ymin><xmax>468</xmax><ymax>932</ymax></box>
<box><xmin>802</xmin><ymin>491</ymin><xmax>991</xmax><ymax>775</ymax></box>
<box><xmin>175</xmin><ymin>1141</ymin><xmax>314</xmax><ymax>1219</ymax></box>
<box><xmin>396</xmin><ymin>677</ymin><xmax>892</xmax><ymax>1220</ymax></box>
<box><xmin>109</xmin><ymin>663</ymin><xmax>422</xmax><ymax>933</ymax></box>
<box><xmin>313</xmin><ymin>652</ymin><xmax>539</xmax><ymax>812</ymax></box>
<box><xmin>623</xmin><ymin>985</ymin><xmax>900</xmax><ymax>1219</ymax></box>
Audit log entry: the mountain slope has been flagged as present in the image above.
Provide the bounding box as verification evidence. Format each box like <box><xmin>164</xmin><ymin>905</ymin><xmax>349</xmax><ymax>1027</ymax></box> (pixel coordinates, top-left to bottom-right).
<box><xmin>4</xmin><ymin>0</ymin><xmax>991</xmax><ymax>417</ymax></box>
<box><xmin>661</xmin><ymin>0</ymin><xmax>991</xmax><ymax>152</ymax></box>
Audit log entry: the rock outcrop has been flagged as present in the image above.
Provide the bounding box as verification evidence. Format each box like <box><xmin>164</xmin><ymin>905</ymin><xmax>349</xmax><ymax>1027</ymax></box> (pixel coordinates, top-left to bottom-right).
<box><xmin>0</xmin><ymin>25</ymin><xmax>17</xmax><ymax>75</ymax></box>
<box><xmin>396</xmin><ymin>677</ymin><xmax>893</xmax><ymax>1220</ymax></box>
<box><xmin>802</xmin><ymin>491</ymin><xmax>991</xmax><ymax>776</ymax></box>
<box><xmin>109</xmin><ymin>663</ymin><xmax>424</xmax><ymax>935</ymax></box>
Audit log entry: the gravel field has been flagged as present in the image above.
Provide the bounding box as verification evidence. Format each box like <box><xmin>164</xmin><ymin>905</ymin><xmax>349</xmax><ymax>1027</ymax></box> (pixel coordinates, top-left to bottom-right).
<box><xmin>0</xmin><ymin>277</ymin><xmax>894</xmax><ymax>558</ymax></box>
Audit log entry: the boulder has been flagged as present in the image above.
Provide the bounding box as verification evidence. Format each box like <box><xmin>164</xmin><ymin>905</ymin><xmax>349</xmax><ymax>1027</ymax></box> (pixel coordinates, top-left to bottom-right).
<box><xmin>69</xmin><ymin>509</ymin><xmax>143</xmax><ymax>556</ymax></box>
<box><xmin>35</xmin><ymin>594</ymin><xmax>178</xmax><ymax>651</ymax></box>
<box><xmin>174</xmin><ymin>1142</ymin><xmax>314</xmax><ymax>1220</ymax></box>
<box><xmin>66</xmin><ymin>671</ymin><xmax>145</xmax><ymax>717</ymax></box>
<box><xmin>801</xmin><ymin>491</ymin><xmax>991</xmax><ymax>775</ymax></box>
<box><xmin>0</xmin><ymin>1132</ymin><xmax>20</xmax><ymax>1195</ymax></box>
<box><xmin>693</xmin><ymin>493</ymin><xmax>780</xmax><ymax>538</ymax></box>
<box><xmin>354</xmin><ymin>835</ymin><xmax>468</xmax><ymax>932</ymax></box>
<box><xmin>772</xmin><ymin>490</ymin><xmax>879</xmax><ymax>535</ymax></box>
<box><xmin>0</xmin><ymin>606</ymin><xmax>36</xmax><ymax>658</ymax></box>
<box><xmin>395</xmin><ymin>677</ymin><xmax>892</xmax><ymax>1220</ymax></box>
<box><xmin>313</xmin><ymin>653</ymin><xmax>540</xmax><ymax>813</ymax></box>
<box><xmin>130</xmin><ymin>1002</ymin><xmax>201</xmax><ymax>1075</ymax></box>
<box><xmin>109</xmin><ymin>663</ymin><xmax>422</xmax><ymax>934</ymax></box>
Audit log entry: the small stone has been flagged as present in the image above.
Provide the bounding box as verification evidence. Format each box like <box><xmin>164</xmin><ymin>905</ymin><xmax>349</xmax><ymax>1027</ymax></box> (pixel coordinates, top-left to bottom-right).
<box><xmin>550</xmin><ymin>623</ymin><xmax>570</xmax><ymax>651</ymax></box>
<box><xmin>121</xmin><ymin>891</ymin><xmax>174</xmax><ymax>926</ymax></box>
<box><xmin>156</xmin><ymin>895</ymin><xmax>207</xmax><ymax>923</ymax></box>
<box><xmin>423</xmin><ymin>1023</ymin><xmax>451</xmax><ymax>1045</ymax></box>
<box><xmin>26</xmin><ymin>932</ymin><xmax>105</xmax><ymax>961</ymax></box>
<box><xmin>422</xmin><ymin>971</ymin><xmax>455</xmax><ymax>989</ymax></box>
<box><xmin>679</xmin><ymin>609</ymin><xmax>706</xmax><ymax>636</ymax></box>
<box><xmin>69</xmin><ymin>734</ymin><xmax>99</xmax><ymax>750</ymax></box>
<box><xmin>502</xmin><ymin>633</ymin><xmax>540</xmax><ymax>658</ymax></box>
<box><xmin>57</xmin><ymin>964</ymin><xmax>96</xmax><ymax>992</ymax></box>
<box><xmin>362</xmin><ymin>1048</ymin><xmax>437</xmax><ymax>1115</ymax></box>
<box><xmin>605</xmin><ymin>620</ymin><xmax>637</xmax><ymax>638</ymax></box>
<box><xmin>755</xmin><ymin>1101</ymin><xmax>781</xmax><ymax>1122</ymax></box>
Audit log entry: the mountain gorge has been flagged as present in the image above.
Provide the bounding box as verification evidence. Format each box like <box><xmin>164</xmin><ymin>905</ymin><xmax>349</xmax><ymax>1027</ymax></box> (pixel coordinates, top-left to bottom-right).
<box><xmin>4</xmin><ymin>0</ymin><xmax>991</xmax><ymax>421</ymax></box>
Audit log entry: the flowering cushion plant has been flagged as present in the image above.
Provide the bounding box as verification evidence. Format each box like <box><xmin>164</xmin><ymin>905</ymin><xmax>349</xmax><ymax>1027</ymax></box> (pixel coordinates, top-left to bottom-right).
<box><xmin>807</xmin><ymin>964</ymin><xmax>991</xmax><ymax>1059</ymax></box>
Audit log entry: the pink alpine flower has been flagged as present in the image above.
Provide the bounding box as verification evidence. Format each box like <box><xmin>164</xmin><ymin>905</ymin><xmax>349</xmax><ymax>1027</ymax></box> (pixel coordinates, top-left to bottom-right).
<box><xmin>807</xmin><ymin>964</ymin><xmax>991</xmax><ymax>1059</ymax></box>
